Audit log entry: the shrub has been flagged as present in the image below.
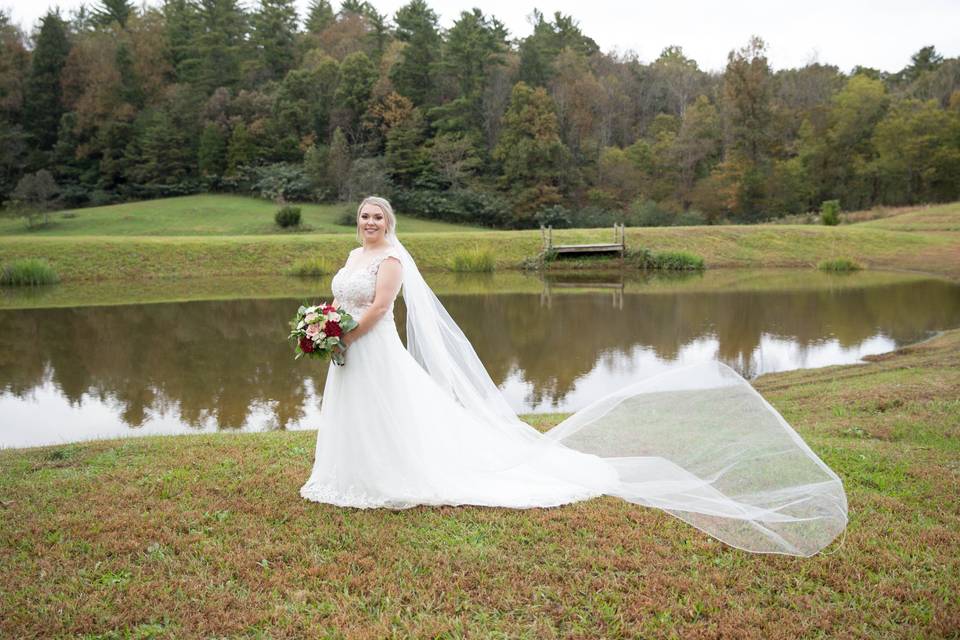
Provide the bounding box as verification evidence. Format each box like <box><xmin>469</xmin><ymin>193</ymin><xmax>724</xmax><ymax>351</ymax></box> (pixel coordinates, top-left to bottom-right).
<box><xmin>625</xmin><ymin>248</ymin><xmax>705</xmax><ymax>271</ymax></box>
<box><xmin>287</xmin><ymin>257</ymin><xmax>328</xmax><ymax>277</ymax></box>
<box><xmin>653</xmin><ymin>251</ymin><xmax>705</xmax><ymax>270</ymax></box>
<box><xmin>253</xmin><ymin>163</ymin><xmax>317</xmax><ymax>202</ymax></box>
<box><xmin>674</xmin><ymin>209</ymin><xmax>707</xmax><ymax>226</ymax></box>
<box><xmin>0</xmin><ymin>258</ymin><xmax>60</xmax><ymax>286</ymax></box>
<box><xmin>534</xmin><ymin>205</ymin><xmax>573</xmax><ymax>229</ymax></box>
<box><xmin>336</xmin><ymin>207</ymin><xmax>357</xmax><ymax>227</ymax></box>
<box><xmin>818</xmin><ymin>258</ymin><xmax>861</xmax><ymax>272</ymax></box>
<box><xmin>274</xmin><ymin>205</ymin><xmax>302</xmax><ymax>228</ymax></box>
<box><xmin>820</xmin><ymin>199</ymin><xmax>841</xmax><ymax>226</ymax></box>
<box><xmin>451</xmin><ymin>247</ymin><xmax>495</xmax><ymax>272</ymax></box>
<box><xmin>627</xmin><ymin>198</ymin><xmax>673</xmax><ymax>226</ymax></box>
<box><xmin>392</xmin><ymin>188</ymin><xmax>509</xmax><ymax>227</ymax></box>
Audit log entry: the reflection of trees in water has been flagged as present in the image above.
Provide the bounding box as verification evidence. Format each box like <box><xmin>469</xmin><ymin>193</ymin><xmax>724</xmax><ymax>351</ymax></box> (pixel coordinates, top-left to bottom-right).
<box><xmin>0</xmin><ymin>279</ymin><xmax>957</xmax><ymax>428</ymax></box>
<box><xmin>0</xmin><ymin>300</ymin><xmax>316</xmax><ymax>430</ymax></box>
<box><xmin>443</xmin><ymin>280</ymin><xmax>960</xmax><ymax>405</ymax></box>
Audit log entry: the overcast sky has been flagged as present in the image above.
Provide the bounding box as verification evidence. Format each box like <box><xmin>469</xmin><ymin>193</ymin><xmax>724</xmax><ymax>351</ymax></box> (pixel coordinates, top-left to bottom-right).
<box><xmin>3</xmin><ymin>0</ymin><xmax>958</xmax><ymax>74</ymax></box>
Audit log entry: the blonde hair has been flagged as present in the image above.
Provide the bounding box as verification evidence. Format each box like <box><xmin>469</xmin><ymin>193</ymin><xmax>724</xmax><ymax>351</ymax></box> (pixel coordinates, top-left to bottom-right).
<box><xmin>356</xmin><ymin>196</ymin><xmax>396</xmax><ymax>243</ymax></box>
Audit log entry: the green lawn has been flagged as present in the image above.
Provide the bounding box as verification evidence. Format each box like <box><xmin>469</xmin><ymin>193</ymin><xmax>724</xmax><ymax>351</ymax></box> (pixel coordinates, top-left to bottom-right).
<box><xmin>1</xmin><ymin>197</ymin><xmax>959</xmax><ymax>284</ymax></box>
<box><xmin>0</xmin><ymin>194</ymin><xmax>481</xmax><ymax>236</ymax></box>
<box><xmin>2</xmin><ymin>329</ymin><xmax>958</xmax><ymax>638</ymax></box>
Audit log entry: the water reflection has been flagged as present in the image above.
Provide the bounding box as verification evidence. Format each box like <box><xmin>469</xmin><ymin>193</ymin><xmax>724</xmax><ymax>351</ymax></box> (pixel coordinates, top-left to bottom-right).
<box><xmin>2</xmin><ymin>271</ymin><xmax>959</xmax><ymax>448</ymax></box>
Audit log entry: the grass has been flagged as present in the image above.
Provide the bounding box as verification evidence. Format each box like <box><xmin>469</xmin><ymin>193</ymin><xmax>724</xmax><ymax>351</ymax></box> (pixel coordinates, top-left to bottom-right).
<box><xmin>818</xmin><ymin>257</ymin><xmax>862</xmax><ymax>272</ymax></box>
<box><xmin>0</xmin><ymin>197</ymin><xmax>957</xmax><ymax>285</ymax></box>
<box><xmin>2</xmin><ymin>328</ymin><xmax>959</xmax><ymax>637</ymax></box>
<box><xmin>0</xmin><ymin>194</ymin><xmax>481</xmax><ymax>236</ymax></box>
<box><xmin>450</xmin><ymin>246</ymin><xmax>496</xmax><ymax>272</ymax></box>
<box><xmin>625</xmin><ymin>248</ymin><xmax>706</xmax><ymax>271</ymax></box>
<box><xmin>286</xmin><ymin>256</ymin><xmax>329</xmax><ymax>277</ymax></box>
<box><xmin>0</xmin><ymin>257</ymin><xmax>60</xmax><ymax>286</ymax></box>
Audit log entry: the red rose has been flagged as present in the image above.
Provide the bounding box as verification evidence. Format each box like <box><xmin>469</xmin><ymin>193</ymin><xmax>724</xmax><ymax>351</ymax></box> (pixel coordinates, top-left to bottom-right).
<box><xmin>323</xmin><ymin>304</ymin><xmax>336</xmax><ymax>313</ymax></box>
<box><xmin>324</xmin><ymin>320</ymin><xmax>342</xmax><ymax>337</ymax></box>
<box><xmin>298</xmin><ymin>336</ymin><xmax>315</xmax><ymax>353</ymax></box>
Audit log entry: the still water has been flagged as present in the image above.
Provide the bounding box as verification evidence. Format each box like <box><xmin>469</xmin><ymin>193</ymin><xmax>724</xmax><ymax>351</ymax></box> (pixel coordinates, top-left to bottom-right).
<box><xmin>2</xmin><ymin>269</ymin><xmax>959</xmax><ymax>449</ymax></box>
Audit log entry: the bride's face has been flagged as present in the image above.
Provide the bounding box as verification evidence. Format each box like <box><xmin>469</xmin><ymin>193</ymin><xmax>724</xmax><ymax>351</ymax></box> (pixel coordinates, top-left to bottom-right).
<box><xmin>358</xmin><ymin>205</ymin><xmax>387</xmax><ymax>243</ymax></box>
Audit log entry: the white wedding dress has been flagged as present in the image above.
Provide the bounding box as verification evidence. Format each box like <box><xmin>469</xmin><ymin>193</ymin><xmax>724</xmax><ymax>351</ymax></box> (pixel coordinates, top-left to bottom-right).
<box><xmin>300</xmin><ymin>241</ymin><xmax>848</xmax><ymax>557</ymax></box>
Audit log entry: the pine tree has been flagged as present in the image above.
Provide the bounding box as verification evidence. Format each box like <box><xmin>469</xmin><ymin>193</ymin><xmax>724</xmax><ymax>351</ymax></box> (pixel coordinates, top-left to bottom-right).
<box><xmin>390</xmin><ymin>0</ymin><xmax>441</xmax><ymax>106</ymax></box>
<box><xmin>305</xmin><ymin>0</ymin><xmax>334</xmax><ymax>33</ymax></box>
<box><xmin>91</xmin><ymin>0</ymin><xmax>135</xmax><ymax>28</ymax></box>
<box><xmin>193</xmin><ymin>0</ymin><xmax>249</xmax><ymax>92</ymax></box>
<box><xmin>492</xmin><ymin>81</ymin><xmax>572</xmax><ymax>224</ymax></box>
<box><xmin>334</xmin><ymin>51</ymin><xmax>376</xmax><ymax>143</ymax></box>
<box><xmin>251</xmin><ymin>0</ymin><xmax>298</xmax><ymax>81</ymax></box>
<box><xmin>385</xmin><ymin>108</ymin><xmax>430</xmax><ymax>187</ymax></box>
<box><xmin>197</xmin><ymin>123</ymin><xmax>227</xmax><ymax>177</ymax></box>
<box><xmin>24</xmin><ymin>11</ymin><xmax>71</xmax><ymax>151</ymax></box>
<box><xmin>226</xmin><ymin>121</ymin><xmax>255</xmax><ymax>175</ymax></box>
<box><xmin>327</xmin><ymin>126</ymin><xmax>352</xmax><ymax>199</ymax></box>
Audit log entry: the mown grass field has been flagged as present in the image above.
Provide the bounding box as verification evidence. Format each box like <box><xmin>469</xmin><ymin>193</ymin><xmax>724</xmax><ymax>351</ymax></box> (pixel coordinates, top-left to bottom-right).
<box><xmin>0</xmin><ymin>194</ymin><xmax>481</xmax><ymax>236</ymax></box>
<box><xmin>1</xmin><ymin>200</ymin><xmax>959</xmax><ymax>283</ymax></box>
<box><xmin>1</xmin><ymin>329</ymin><xmax>958</xmax><ymax>638</ymax></box>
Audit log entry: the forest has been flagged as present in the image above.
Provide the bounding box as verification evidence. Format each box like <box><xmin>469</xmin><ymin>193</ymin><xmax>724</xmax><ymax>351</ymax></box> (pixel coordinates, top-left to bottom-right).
<box><xmin>1</xmin><ymin>0</ymin><xmax>959</xmax><ymax>228</ymax></box>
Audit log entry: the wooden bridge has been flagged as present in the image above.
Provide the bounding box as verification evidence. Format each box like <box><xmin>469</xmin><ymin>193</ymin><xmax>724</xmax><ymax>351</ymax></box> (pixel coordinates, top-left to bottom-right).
<box><xmin>540</xmin><ymin>223</ymin><xmax>626</xmax><ymax>257</ymax></box>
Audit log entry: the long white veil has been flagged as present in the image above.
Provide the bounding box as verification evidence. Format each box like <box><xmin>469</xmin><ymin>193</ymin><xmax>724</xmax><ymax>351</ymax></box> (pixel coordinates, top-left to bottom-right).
<box><xmin>386</xmin><ymin>233</ymin><xmax>848</xmax><ymax>557</ymax></box>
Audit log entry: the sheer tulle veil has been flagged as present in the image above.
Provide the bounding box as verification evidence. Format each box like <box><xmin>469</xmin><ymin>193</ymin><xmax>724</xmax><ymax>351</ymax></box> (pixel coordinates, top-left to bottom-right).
<box><xmin>383</xmin><ymin>228</ymin><xmax>847</xmax><ymax>557</ymax></box>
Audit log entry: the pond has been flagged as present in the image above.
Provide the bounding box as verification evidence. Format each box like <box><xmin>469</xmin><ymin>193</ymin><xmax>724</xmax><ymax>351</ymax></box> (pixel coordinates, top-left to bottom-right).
<box><xmin>2</xmin><ymin>269</ymin><xmax>959</xmax><ymax>449</ymax></box>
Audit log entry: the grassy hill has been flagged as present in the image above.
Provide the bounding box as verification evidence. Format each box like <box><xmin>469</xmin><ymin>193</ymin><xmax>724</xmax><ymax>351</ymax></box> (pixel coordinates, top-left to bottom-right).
<box><xmin>0</xmin><ymin>194</ymin><xmax>480</xmax><ymax>236</ymax></box>
<box><xmin>0</xmin><ymin>198</ymin><xmax>958</xmax><ymax>283</ymax></box>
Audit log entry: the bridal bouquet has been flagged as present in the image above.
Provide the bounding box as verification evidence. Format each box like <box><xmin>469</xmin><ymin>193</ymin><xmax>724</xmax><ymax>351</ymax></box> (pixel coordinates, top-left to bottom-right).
<box><xmin>289</xmin><ymin>302</ymin><xmax>358</xmax><ymax>366</ymax></box>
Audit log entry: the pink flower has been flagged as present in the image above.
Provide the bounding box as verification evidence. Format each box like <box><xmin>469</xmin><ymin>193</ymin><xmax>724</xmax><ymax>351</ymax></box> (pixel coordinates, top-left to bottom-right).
<box><xmin>304</xmin><ymin>312</ymin><xmax>319</xmax><ymax>324</ymax></box>
<box><xmin>305</xmin><ymin>324</ymin><xmax>321</xmax><ymax>338</ymax></box>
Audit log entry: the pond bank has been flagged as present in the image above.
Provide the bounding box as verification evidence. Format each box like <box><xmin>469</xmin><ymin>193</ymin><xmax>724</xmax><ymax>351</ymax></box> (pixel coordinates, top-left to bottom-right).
<box><xmin>1</xmin><ymin>219</ymin><xmax>958</xmax><ymax>284</ymax></box>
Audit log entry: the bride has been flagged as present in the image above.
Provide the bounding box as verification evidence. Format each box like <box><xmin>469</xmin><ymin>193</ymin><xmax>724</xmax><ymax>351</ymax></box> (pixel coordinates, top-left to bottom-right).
<box><xmin>300</xmin><ymin>196</ymin><xmax>848</xmax><ymax>557</ymax></box>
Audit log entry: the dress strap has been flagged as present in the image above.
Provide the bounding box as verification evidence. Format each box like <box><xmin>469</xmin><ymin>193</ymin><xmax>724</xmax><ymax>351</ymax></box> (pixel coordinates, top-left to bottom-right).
<box><xmin>367</xmin><ymin>248</ymin><xmax>402</xmax><ymax>274</ymax></box>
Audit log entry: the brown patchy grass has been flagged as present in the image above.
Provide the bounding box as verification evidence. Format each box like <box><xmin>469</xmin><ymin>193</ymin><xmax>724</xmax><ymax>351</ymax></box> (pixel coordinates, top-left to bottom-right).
<box><xmin>2</xmin><ymin>332</ymin><xmax>960</xmax><ymax>638</ymax></box>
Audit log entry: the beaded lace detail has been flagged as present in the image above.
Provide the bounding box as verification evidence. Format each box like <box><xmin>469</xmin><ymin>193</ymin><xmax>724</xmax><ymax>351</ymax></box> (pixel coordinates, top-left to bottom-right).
<box><xmin>331</xmin><ymin>248</ymin><xmax>402</xmax><ymax>319</ymax></box>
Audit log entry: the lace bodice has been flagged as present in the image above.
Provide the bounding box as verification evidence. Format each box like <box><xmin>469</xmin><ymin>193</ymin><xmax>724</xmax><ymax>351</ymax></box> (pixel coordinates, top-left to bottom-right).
<box><xmin>331</xmin><ymin>248</ymin><xmax>402</xmax><ymax>320</ymax></box>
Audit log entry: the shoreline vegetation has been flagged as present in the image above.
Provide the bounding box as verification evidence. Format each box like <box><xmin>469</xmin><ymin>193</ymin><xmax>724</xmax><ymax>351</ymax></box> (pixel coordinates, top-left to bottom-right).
<box><xmin>0</xmin><ymin>197</ymin><xmax>958</xmax><ymax>285</ymax></box>
<box><xmin>1</xmin><ymin>328</ymin><xmax>958</xmax><ymax>637</ymax></box>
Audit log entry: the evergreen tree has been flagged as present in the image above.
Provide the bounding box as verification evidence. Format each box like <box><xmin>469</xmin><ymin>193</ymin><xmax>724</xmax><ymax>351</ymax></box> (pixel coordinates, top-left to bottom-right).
<box><xmin>430</xmin><ymin>8</ymin><xmax>507</xmax><ymax>142</ymax></box>
<box><xmin>115</xmin><ymin>42</ymin><xmax>144</xmax><ymax>108</ymax></box>
<box><xmin>492</xmin><ymin>81</ymin><xmax>572</xmax><ymax>225</ymax></box>
<box><xmin>385</xmin><ymin>108</ymin><xmax>431</xmax><ymax>187</ymax></box>
<box><xmin>192</xmin><ymin>0</ymin><xmax>249</xmax><ymax>92</ymax></box>
<box><xmin>334</xmin><ymin>51</ymin><xmax>376</xmax><ymax>143</ymax></box>
<box><xmin>518</xmin><ymin>10</ymin><xmax>598</xmax><ymax>87</ymax></box>
<box><xmin>91</xmin><ymin>0</ymin><xmax>135</xmax><ymax>28</ymax></box>
<box><xmin>226</xmin><ymin>121</ymin><xmax>255</xmax><ymax>175</ymax></box>
<box><xmin>390</xmin><ymin>0</ymin><xmax>441</xmax><ymax>106</ymax></box>
<box><xmin>162</xmin><ymin>0</ymin><xmax>200</xmax><ymax>82</ymax></box>
<box><xmin>305</xmin><ymin>0</ymin><xmax>334</xmax><ymax>33</ymax></box>
<box><xmin>251</xmin><ymin>0</ymin><xmax>298</xmax><ymax>81</ymax></box>
<box><xmin>198</xmin><ymin>122</ymin><xmax>227</xmax><ymax>177</ymax></box>
<box><xmin>24</xmin><ymin>11</ymin><xmax>71</xmax><ymax>151</ymax></box>
<box><xmin>327</xmin><ymin>126</ymin><xmax>352</xmax><ymax>199</ymax></box>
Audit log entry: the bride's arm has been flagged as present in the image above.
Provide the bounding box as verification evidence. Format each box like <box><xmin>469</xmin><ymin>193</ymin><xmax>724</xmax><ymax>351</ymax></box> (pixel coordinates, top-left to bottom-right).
<box><xmin>340</xmin><ymin>258</ymin><xmax>402</xmax><ymax>347</ymax></box>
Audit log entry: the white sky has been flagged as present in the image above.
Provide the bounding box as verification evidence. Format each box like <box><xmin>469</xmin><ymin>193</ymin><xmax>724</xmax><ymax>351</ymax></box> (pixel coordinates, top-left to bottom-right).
<box><xmin>3</xmin><ymin>0</ymin><xmax>959</xmax><ymax>74</ymax></box>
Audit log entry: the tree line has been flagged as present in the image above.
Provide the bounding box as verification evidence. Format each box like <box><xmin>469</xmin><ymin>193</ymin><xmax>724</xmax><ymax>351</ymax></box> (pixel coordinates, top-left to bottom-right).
<box><xmin>2</xmin><ymin>0</ymin><xmax>959</xmax><ymax>228</ymax></box>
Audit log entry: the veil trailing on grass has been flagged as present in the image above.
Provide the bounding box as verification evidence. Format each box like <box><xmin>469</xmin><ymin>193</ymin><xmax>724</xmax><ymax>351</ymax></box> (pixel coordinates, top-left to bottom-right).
<box><xmin>386</xmin><ymin>234</ymin><xmax>848</xmax><ymax>556</ymax></box>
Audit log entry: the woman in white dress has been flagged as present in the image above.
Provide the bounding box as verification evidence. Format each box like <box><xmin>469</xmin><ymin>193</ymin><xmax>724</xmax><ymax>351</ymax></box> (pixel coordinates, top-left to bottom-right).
<box><xmin>300</xmin><ymin>196</ymin><xmax>848</xmax><ymax>557</ymax></box>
